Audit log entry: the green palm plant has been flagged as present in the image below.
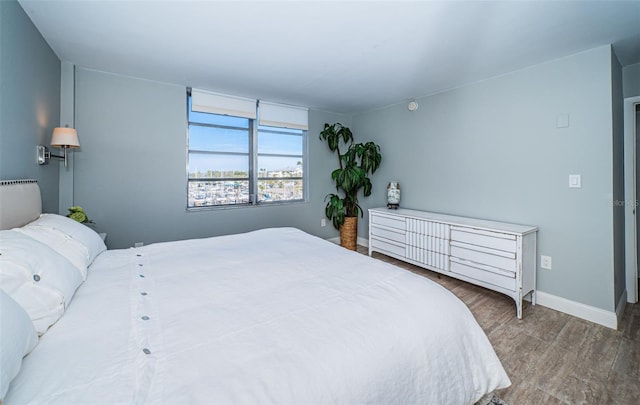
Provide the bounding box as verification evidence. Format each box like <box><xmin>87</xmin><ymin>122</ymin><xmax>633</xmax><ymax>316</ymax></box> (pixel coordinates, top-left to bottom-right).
<box><xmin>319</xmin><ymin>123</ymin><xmax>382</xmax><ymax>230</ymax></box>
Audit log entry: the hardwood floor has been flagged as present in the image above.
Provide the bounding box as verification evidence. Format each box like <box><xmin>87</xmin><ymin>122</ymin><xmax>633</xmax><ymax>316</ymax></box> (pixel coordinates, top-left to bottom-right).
<box><xmin>360</xmin><ymin>247</ymin><xmax>640</xmax><ymax>405</ymax></box>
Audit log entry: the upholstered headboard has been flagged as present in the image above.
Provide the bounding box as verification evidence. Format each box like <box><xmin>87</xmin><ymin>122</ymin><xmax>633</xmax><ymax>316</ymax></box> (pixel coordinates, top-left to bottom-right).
<box><xmin>0</xmin><ymin>180</ymin><xmax>42</xmax><ymax>230</ymax></box>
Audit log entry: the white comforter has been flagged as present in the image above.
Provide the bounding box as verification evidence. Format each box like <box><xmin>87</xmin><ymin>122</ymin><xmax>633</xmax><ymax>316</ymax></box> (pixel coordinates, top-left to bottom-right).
<box><xmin>7</xmin><ymin>228</ymin><xmax>509</xmax><ymax>404</ymax></box>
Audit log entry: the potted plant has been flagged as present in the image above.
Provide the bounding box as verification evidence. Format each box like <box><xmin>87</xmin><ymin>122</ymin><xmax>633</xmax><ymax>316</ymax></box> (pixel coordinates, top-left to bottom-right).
<box><xmin>319</xmin><ymin>123</ymin><xmax>382</xmax><ymax>250</ymax></box>
<box><xmin>66</xmin><ymin>206</ymin><xmax>94</xmax><ymax>226</ymax></box>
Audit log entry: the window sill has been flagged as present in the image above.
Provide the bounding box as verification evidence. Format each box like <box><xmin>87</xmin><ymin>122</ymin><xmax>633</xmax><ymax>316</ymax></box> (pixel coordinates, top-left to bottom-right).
<box><xmin>186</xmin><ymin>200</ymin><xmax>308</xmax><ymax>212</ymax></box>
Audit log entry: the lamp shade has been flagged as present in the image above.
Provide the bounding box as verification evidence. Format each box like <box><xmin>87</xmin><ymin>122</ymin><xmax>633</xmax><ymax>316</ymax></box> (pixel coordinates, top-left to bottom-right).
<box><xmin>51</xmin><ymin>127</ymin><xmax>80</xmax><ymax>148</ymax></box>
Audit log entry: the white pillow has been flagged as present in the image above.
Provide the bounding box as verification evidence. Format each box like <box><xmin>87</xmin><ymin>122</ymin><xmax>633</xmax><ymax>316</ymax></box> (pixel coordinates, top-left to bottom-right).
<box><xmin>0</xmin><ymin>230</ymin><xmax>84</xmax><ymax>334</ymax></box>
<box><xmin>25</xmin><ymin>213</ymin><xmax>106</xmax><ymax>265</ymax></box>
<box><xmin>0</xmin><ymin>290</ymin><xmax>38</xmax><ymax>399</ymax></box>
<box><xmin>16</xmin><ymin>226</ymin><xmax>90</xmax><ymax>280</ymax></box>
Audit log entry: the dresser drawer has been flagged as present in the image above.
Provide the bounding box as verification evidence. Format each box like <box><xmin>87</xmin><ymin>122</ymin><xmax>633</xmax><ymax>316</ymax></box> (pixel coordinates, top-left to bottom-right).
<box><xmin>371</xmin><ymin>214</ymin><xmax>405</xmax><ymax>231</ymax></box>
<box><xmin>371</xmin><ymin>225</ymin><xmax>405</xmax><ymax>244</ymax></box>
<box><xmin>450</xmin><ymin>260</ymin><xmax>516</xmax><ymax>291</ymax></box>
<box><xmin>450</xmin><ymin>242</ymin><xmax>516</xmax><ymax>273</ymax></box>
<box><xmin>370</xmin><ymin>237</ymin><xmax>405</xmax><ymax>257</ymax></box>
<box><xmin>450</xmin><ymin>227</ymin><xmax>516</xmax><ymax>253</ymax></box>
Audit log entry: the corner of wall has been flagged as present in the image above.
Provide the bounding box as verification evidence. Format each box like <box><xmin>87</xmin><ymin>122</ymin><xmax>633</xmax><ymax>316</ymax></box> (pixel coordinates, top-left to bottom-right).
<box><xmin>58</xmin><ymin>61</ymin><xmax>76</xmax><ymax>214</ymax></box>
<box><xmin>616</xmin><ymin>289</ymin><xmax>627</xmax><ymax>330</ymax></box>
<box><xmin>611</xmin><ymin>45</ymin><xmax>626</xmax><ymax>310</ymax></box>
<box><xmin>622</xmin><ymin>63</ymin><xmax>640</xmax><ymax>98</ymax></box>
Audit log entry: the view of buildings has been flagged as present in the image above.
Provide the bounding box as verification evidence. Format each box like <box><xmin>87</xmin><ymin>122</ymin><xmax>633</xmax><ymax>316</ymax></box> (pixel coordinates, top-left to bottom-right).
<box><xmin>188</xmin><ymin>166</ymin><xmax>303</xmax><ymax>207</ymax></box>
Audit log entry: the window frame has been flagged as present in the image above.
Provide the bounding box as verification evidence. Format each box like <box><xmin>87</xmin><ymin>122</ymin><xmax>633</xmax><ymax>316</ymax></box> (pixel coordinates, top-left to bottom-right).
<box><xmin>186</xmin><ymin>90</ymin><xmax>308</xmax><ymax>210</ymax></box>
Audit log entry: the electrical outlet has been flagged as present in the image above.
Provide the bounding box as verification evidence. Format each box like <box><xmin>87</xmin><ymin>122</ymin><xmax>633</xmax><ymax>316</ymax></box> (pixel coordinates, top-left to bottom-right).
<box><xmin>541</xmin><ymin>255</ymin><xmax>552</xmax><ymax>270</ymax></box>
<box><xmin>321</xmin><ymin>218</ymin><xmax>327</xmax><ymax>227</ymax></box>
<box><xmin>134</xmin><ymin>242</ymin><xmax>144</xmax><ymax>248</ymax></box>
<box><xmin>569</xmin><ymin>174</ymin><xmax>581</xmax><ymax>188</ymax></box>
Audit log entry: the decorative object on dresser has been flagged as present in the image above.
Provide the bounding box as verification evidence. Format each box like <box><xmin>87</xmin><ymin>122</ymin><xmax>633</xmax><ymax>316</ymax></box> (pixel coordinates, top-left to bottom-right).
<box><xmin>319</xmin><ymin>123</ymin><xmax>382</xmax><ymax>250</ymax></box>
<box><xmin>369</xmin><ymin>208</ymin><xmax>537</xmax><ymax>319</ymax></box>
<box><xmin>387</xmin><ymin>181</ymin><xmax>400</xmax><ymax>209</ymax></box>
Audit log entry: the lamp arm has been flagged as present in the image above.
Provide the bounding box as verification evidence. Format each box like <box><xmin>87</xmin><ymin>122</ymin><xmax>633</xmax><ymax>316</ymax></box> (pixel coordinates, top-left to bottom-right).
<box><xmin>37</xmin><ymin>145</ymin><xmax>71</xmax><ymax>167</ymax></box>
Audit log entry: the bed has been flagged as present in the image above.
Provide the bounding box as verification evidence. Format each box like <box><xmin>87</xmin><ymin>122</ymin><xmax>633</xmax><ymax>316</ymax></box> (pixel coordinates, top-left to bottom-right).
<box><xmin>0</xmin><ymin>180</ymin><xmax>510</xmax><ymax>404</ymax></box>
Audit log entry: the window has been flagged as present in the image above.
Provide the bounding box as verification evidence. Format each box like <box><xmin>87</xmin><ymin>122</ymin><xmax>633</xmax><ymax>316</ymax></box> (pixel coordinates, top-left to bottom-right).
<box><xmin>256</xmin><ymin>125</ymin><xmax>304</xmax><ymax>203</ymax></box>
<box><xmin>187</xmin><ymin>90</ymin><xmax>307</xmax><ymax>208</ymax></box>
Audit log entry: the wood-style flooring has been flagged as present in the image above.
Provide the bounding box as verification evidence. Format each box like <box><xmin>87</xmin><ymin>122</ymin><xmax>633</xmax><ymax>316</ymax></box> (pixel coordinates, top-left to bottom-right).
<box><xmin>360</xmin><ymin>247</ymin><xmax>640</xmax><ymax>405</ymax></box>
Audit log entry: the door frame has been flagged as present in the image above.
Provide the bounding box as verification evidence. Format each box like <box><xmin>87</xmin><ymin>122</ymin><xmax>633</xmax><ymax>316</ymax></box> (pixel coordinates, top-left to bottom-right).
<box><xmin>624</xmin><ymin>95</ymin><xmax>640</xmax><ymax>303</ymax></box>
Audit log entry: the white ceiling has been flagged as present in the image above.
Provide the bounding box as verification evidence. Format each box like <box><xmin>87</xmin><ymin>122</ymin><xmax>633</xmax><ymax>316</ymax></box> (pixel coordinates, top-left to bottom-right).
<box><xmin>18</xmin><ymin>0</ymin><xmax>640</xmax><ymax>114</ymax></box>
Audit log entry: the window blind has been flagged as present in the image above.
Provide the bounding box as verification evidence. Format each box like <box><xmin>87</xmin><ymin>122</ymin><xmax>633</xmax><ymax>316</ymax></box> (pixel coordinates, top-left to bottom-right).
<box><xmin>258</xmin><ymin>101</ymin><xmax>309</xmax><ymax>130</ymax></box>
<box><xmin>191</xmin><ymin>89</ymin><xmax>257</xmax><ymax>119</ymax></box>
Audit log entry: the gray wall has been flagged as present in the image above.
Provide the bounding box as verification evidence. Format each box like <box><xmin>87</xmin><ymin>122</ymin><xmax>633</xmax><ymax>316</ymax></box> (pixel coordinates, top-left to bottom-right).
<box><xmin>611</xmin><ymin>50</ymin><xmax>625</xmax><ymax>307</ymax></box>
<box><xmin>72</xmin><ymin>68</ymin><xmax>345</xmax><ymax>248</ymax></box>
<box><xmin>0</xmin><ymin>0</ymin><xmax>60</xmax><ymax>212</ymax></box>
<box><xmin>4</xmin><ymin>1</ymin><xmax>629</xmax><ymax>312</ymax></box>
<box><xmin>352</xmin><ymin>45</ymin><xmax>617</xmax><ymax>311</ymax></box>
<box><xmin>623</xmin><ymin>63</ymin><xmax>640</xmax><ymax>98</ymax></box>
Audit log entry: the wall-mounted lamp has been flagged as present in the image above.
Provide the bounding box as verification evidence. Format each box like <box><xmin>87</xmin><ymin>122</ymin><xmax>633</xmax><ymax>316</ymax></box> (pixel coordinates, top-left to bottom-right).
<box><xmin>37</xmin><ymin>127</ymin><xmax>80</xmax><ymax>167</ymax></box>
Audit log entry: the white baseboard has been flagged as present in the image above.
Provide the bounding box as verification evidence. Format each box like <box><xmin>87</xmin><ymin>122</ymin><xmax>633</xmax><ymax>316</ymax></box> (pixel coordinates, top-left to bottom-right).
<box><xmin>327</xmin><ymin>236</ymin><xmax>340</xmax><ymax>245</ymax></box>
<box><xmin>535</xmin><ymin>291</ymin><xmax>619</xmax><ymax>330</ymax></box>
<box><xmin>327</xmin><ymin>236</ymin><xmax>369</xmax><ymax>247</ymax></box>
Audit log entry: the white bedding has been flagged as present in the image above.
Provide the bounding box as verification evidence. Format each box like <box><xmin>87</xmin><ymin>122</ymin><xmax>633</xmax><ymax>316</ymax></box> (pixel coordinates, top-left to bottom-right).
<box><xmin>6</xmin><ymin>227</ymin><xmax>509</xmax><ymax>404</ymax></box>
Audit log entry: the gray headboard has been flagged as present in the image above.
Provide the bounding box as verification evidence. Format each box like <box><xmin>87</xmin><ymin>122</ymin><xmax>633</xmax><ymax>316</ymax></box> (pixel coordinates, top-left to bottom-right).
<box><xmin>0</xmin><ymin>180</ymin><xmax>42</xmax><ymax>230</ymax></box>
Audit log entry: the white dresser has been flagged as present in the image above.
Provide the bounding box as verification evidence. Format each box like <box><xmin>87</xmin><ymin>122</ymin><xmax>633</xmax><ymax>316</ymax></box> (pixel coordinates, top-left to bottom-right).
<box><xmin>369</xmin><ymin>208</ymin><xmax>537</xmax><ymax>319</ymax></box>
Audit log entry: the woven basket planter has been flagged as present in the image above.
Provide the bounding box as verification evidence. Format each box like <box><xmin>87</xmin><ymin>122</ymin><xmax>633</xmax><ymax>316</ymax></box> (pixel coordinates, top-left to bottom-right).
<box><xmin>340</xmin><ymin>216</ymin><xmax>358</xmax><ymax>251</ymax></box>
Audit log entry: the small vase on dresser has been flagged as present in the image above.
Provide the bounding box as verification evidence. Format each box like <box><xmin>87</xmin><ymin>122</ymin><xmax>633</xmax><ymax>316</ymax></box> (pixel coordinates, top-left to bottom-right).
<box><xmin>387</xmin><ymin>181</ymin><xmax>400</xmax><ymax>209</ymax></box>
